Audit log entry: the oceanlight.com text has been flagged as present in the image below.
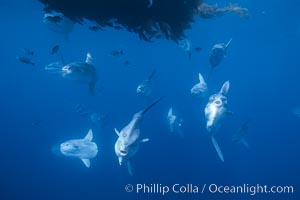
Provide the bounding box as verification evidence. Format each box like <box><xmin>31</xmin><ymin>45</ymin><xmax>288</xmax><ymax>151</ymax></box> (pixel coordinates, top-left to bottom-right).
<box><xmin>124</xmin><ymin>183</ymin><xmax>294</xmax><ymax>196</ymax></box>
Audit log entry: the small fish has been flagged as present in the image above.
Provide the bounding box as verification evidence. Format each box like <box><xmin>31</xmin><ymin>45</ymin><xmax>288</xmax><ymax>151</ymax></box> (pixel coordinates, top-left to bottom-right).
<box><xmin>114</xmin><ymin>25</ymin><xmax>123</xmax><ymax>30</ymax></box>
<box><xmin>123</xmin><ymin>60</ymin><xmax>130</xmax><ymax>67</ymax></box>
<box><xmin>51</xmin><ymin>45</ymin><xmax>60</xmax><ymax>55</ymax></box>
<box><xmin>23</xmin><ymin>48</ymin><xmax>34</xmax><ymax>56</ymax></box>
<box><xmin>110</xmin><ymin>49</ymin><xmax>124</xmax><ymax>57</ymax></box>
<box><xmin>194</xmin><ymin>47</ymin><xmax>202</xmax><ymax>52</ymax></box>
<box><xmin>17</xmin><ymin>56</ymin><xmax>35</xmax><ymax>66</ymax></box>
<box><xmin>88</xmin><ymin>25</ymin><xmax>104</xmax><ymax>31</ymax></box>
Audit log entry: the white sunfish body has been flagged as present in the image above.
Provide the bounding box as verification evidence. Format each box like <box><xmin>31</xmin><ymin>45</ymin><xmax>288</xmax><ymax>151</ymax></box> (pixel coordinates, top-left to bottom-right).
<box><xmin>204</xmin><ymin>81</ymin><xmax>230</xmax><ymax>162</ymax></box>
<box><xmin>210</xmin><ymin>38</ymin><xmax>232</xmax><ymax>69</ymax></box>
<box><xmin>114</xmin><ymin>98</ymin><xmax>162</xmax><ymax>176</ymax></box>
<box><xmin>43</xmin><ymin>12</ymin><xmax>74</xmax><ymax>39</ymax></box>
<box><xmin>60</xmin><ymin>129</ymin><xmax>98</xmax><ymax>168</ymax></box>
<box><xmin>191</xmin><ymin>72</ymin><xmax>208</xmax><ymax>98</ymax></box>
<box><xmin>61</xmin><ymin>52</ymin><xmax>97</xmax><ymax>95</ymax></box>
<box><xmin>137</xmin><ymin>70</ymin><xmax>156</xmax><ymax>97</ymax></box>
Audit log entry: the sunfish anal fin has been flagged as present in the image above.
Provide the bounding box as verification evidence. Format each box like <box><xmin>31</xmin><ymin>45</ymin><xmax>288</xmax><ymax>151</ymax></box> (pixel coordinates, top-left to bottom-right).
<box><xmin>211</xmin><ymin>136</ymin><xmax>224</xmax><ymax>162</ymax></box>
<box><xmin>81</xmin><ymin>158</ymin><xmax>90</xmax><ymax>168</ymax></box>
<box><xmin>127</xmin><ymin>160</ymin><xmax>133</xmax><ymax>176</ymax></box>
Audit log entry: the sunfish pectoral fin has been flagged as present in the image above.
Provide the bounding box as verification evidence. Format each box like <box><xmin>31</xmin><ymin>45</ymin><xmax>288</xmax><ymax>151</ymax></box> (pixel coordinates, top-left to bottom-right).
<box><xmin>84</xmin><ymin>129</ymin><xmax>93</xmax><ymax>141</ymax></box>
<box><xmin>220</xmin><ymin>80</ymin><xmax>230</xmax><ymax>95</ymax></box>
<box><xmin>211</xmin><ymin>136</ymin><xmax>224</xmax><ymax>162</ymax></box>
<box><xmin>140</xmin><ymin>138</ymin><xmax>150</xmax><ymax>143</ymax></box>
<box><xmin>85</xmin><ymin>52</ymin><xmax>93</xmax><ymax>64</ymax></box>
<box><xmin>114</xmin><ymin>128</ymin><xmax>120</xmax><ymax>136</ymax></box>
<box><xmin>198</xmin><ymin>73</ymin><xmax>206</xmax><ymax>84</ymax></box>
<box><xmin>127</xmin><ymin>160</ymin><xmax>133</xmax><ymax>176</ymax></box>
<box><xmin>88</xmin><ymin>81</ymin><xmax>95</xmax><ymax>96</ymax></box>
<box><xmin>81</xmin><ymin>158</ymin><xmax>91</xmax><ymax>168</ymax></box>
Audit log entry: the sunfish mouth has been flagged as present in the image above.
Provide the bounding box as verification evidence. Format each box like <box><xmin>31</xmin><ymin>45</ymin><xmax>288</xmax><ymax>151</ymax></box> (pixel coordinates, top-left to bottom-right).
<box><xmin>120</xmin><ymin>150</ymin><xmax>127</xmax><ymax>155</ymax></box>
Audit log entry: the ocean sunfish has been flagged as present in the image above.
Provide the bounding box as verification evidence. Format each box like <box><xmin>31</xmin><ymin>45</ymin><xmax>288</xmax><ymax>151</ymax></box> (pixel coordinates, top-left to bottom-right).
<box><xmin>210</xmin><ymin>38</ymin><xmax>232</xmax><ymax>69</ymax></box>
<box><xmin>114</xmin><ymin>98</ymin><xmax>162</xmax><ymax>176</ymax></box>
<box><xmin>61</xmin><ymin>52</ymin><xmax>97</xmax><ymax>95</ymax></box>
<box><xmin>60</xmin><ymin>129</ymin><xmax>98</xmax><ymax>168</ymax></box>
<box><xmin>137</xmin><ymin>70</ymin><xmax>156</xmax><ymax>97</ymax></box>
<box><xmin>191</xmin><ymin>72</ymin><xmax>208</xmax><ymax>98</ymax></box>
<box><xmin>204</xmin><ymin>81</ymin><xmax>231</xmax><ymax>162</ymax></box>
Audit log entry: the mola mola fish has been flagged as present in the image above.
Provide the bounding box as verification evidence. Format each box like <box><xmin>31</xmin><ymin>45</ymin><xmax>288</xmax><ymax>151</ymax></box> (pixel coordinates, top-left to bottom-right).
<box><xmin>232</xmin><ymin>120</ymin><xmax>250</xmax><ymax>148</ymax></box>
<box><xmin>204</xmin><ymin>81</ymin><xmax>231</xmax><ymax>162</ymax></box>
<box><xmin>209</xmin><ymin>38</ymin><xmax>232</xmax><ymax>69</ymax></box>
<box><xmin>61</xmin><ymin>52</ymin><xmax>97</xmax><ymax>95</ymax></box>
<box><xmin>137</xmin><ymin>70</ymin><xmax>156</xmax><ymax>97</ymax></box>
<box><xmin>114</xmin><ymin>98</ymin><xmax>162</xmax><ymax>176</ymax></box>
<box><xmin>167</xmin><ymin>107</ymin><xmax>183</xmax><ymax>137</ymax></box>
<box><xmin>60</xmin><ymin>129</ymin><xmax>98</xmax><ymax>168</ymax></box>
<box><xmin>43</xmin><ymin>12</ymin><xmax>74</xmax><ymax>40</ymax></box>
<box><xmin>191</xmin><ymin>72</ymin><xmax>208</xmax><ymax>99</ymax></box>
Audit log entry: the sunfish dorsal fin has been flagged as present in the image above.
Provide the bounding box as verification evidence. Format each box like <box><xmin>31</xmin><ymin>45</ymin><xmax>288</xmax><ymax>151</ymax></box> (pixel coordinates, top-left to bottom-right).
<box><xmin>220</xmin><ymin>81</ymin><xmax>230</xmax><ymax>95</ymax></box>
<box><xmin>114</xmin><ymin>128</ymin><xmax>120</xmax><ymax>136</ymax></box>
<box><xmin>127</xmin><ymin>160</ymin><xmax>133</xmax><ymax>176</ymax></box>
<box><xmin>81</xmin><ymin>158</ymin><xmax>90</xmax><ymax>168</ymax></box>
<box><xmin>85</xmin><ymin>52</ymin><xmax>93</xmax><ymax>64</ymax></box>
<box><xmin>198</xmin><ymin>73</ymin><xmax>206</xmax><ymax>84</ymax></box>
<box><xmin>211</xmin><ymin>136</ymin><xmax>224</xmax><ymax>162</ymax></box>
<box><xmin>147</xmin><ymin>69</ymin><xmax>156</xmax><ymax>81</ymax></box>
<box><xmin>168</xmin><ymin>107</ymin><xmax>173</xmax><ymax>118</ymax></box>
<box><xmin>225</xmin><ymin>38</ymin><xmax>232</xmax><ymax>48</ymax></box>
<box><xmin>141</xmin><ymin>97</ymin><xmax>163</xmax><ymax>114</ymax></box>
<box><xmin>84</xmin><ymin>129</ymin><xmax>93</xmax><ymax>141</ymax></box>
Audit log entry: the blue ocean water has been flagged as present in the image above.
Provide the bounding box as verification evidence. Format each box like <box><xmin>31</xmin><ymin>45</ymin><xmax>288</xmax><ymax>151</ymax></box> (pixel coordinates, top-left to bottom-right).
<box><xmin>0</xmin><ymin>0</ymin><xmax>299</xmax><ymax>199</ymax></box>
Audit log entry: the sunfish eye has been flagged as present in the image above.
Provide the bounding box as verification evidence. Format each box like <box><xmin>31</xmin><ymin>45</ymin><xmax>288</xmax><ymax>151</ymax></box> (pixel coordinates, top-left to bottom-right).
<box><xmin>123</xmin><ymin>133</ymin><xmax>127</xmax><ymax>137</ymax></box>
<box><xmin>215</xmin><ymin>100</ymin><xmax>221</xmax><ymax>105</ymax></box>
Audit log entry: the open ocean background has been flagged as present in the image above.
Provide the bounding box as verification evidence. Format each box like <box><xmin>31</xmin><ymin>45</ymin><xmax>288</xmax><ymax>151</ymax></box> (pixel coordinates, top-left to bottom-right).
<box><xmin>0</xmin><ymin>0</ymin><xmax>299</xmax><ymax>199</ymax></box>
